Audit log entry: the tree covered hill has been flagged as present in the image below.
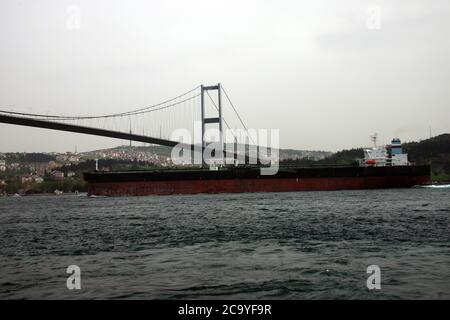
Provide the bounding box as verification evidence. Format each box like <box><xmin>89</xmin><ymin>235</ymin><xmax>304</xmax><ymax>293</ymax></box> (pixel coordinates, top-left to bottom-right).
<box><xmin>403</xmin><ymin>134</ymin><xmax>450</xmax><ymax>181</ymax></box>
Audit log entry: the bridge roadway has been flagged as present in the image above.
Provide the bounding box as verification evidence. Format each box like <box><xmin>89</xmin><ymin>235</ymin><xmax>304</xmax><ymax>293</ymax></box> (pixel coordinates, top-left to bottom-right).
<box><xmin>0</xmin><ymin>113</ymin><xmax>259</xmax><ymax>164</ymax></box>
<box><xmin>0</xmin><ymin>113</ymin><xmax>195</xmax><ymax>150</ymax></box>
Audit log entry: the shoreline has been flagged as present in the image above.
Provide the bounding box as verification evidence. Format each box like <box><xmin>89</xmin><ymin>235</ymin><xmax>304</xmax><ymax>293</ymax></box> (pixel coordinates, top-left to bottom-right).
<box><xmin>1</xmin><ymin>192</ymin><xmax>87</xmax><ymax>197</ymax></box>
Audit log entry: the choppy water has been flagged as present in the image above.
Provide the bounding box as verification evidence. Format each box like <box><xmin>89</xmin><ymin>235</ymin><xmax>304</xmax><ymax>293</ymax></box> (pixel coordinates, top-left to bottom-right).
<box><xmin>0</xmin><ymin>187</ymin><xmax>449</xmax><ymax>299</ymax></box>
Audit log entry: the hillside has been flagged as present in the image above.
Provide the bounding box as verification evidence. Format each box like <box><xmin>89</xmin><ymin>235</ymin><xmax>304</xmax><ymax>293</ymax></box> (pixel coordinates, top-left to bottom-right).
<box><xmin>82</xmin><ymin>144</ymin><xmax>332</xmax><ymax>161</ymax></box>
<box><xmin>403</xmin><ymin>134</ymin><xmax>450</xmax><ymax>181</ymax></box>
<box><xmin>281</xmin><ymin>148</ymin><xmax>363</xmax><ymax>166</ymax></box>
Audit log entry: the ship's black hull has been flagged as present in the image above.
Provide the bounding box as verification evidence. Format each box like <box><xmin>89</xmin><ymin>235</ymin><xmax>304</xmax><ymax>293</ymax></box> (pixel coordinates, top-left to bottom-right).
<box><xmin>83</xmin><ymin>165</ymin><xmax>431</xmax><ymax>196</ymax></box>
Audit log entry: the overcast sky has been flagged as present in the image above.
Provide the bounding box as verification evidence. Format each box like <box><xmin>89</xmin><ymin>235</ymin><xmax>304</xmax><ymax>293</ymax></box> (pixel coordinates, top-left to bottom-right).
<box><xmin>0</xmin><ymin>0</ymin><xmax>449</xmax><ymax>152</ymax></box>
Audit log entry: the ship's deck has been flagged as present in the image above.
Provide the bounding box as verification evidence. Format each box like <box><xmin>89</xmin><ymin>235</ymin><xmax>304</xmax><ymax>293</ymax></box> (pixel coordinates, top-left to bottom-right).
<box><xmin>83</xmin><ymin>165</ymin><xmax>431</xmax><ymax>183</ymax></box>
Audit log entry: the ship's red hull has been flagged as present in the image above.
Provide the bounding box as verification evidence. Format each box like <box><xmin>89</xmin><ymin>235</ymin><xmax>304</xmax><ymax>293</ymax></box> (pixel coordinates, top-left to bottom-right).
<box><xmin>85</xmin><ymin>168</ymin><xmax>431</xmax><ymax>196</ymax></box>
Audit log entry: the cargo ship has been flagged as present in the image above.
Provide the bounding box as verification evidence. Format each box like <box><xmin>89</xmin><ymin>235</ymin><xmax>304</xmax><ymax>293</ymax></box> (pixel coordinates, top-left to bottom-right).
<box><xmin>84</xmin><ymin>138</ymin><xmax>431</xmax><ymax>196</ymax></box>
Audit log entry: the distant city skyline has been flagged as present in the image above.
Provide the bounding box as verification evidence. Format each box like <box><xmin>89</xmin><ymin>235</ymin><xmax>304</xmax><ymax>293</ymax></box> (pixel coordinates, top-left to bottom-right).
<box><xmin>1</xmin><ymin>0</ymin><xmax>449</xmax><ymax>152</ymax></box>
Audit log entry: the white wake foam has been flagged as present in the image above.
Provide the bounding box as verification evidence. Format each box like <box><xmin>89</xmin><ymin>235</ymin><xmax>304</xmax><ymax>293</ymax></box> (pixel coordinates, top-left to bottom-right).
<box><xmin>420</xmin><ymin>184</ymin><xmax>450</xmax><ymax>188</ymax></box>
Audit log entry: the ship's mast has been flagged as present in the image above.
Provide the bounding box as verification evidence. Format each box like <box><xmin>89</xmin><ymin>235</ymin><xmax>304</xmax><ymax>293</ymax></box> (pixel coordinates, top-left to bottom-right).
<box><xmin>370</xmin><ymin>133</ymin><xmax>378</xmax><ymax>148</ymax></box>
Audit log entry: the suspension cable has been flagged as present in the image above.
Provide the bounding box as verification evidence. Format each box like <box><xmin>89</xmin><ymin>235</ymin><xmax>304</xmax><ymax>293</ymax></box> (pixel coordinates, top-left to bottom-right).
<box><xmin>220</xmin><ymin>85</ymin><xmax>256</xmax><ymax>146</ymax></box>
<box><xmin>205</xmin><ymin>90</ymin><xmax>238</xmax><ymax>144</ymax></box>
<box><xmin>0</xmin><ymin>85</ymin><xmax>201</xmax><ymax>120</ymax></box>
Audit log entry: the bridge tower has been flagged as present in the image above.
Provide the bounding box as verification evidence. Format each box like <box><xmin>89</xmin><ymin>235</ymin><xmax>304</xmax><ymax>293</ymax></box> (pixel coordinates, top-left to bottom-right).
<box><xmin>200</xmin><ymin>83</ymin><xmax>223</xmax><ymax>167</ymax></box>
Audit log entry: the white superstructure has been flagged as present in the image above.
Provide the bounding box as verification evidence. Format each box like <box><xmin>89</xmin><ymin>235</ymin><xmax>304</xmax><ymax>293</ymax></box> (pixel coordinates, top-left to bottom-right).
<box><xmin>359</xmin><ymin>134</ymin><xmax>410</xmax><ymax>167</ymax></box>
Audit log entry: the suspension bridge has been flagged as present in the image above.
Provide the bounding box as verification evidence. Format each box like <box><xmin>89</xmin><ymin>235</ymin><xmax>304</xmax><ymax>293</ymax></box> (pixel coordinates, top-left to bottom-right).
<box><xmin>0</xmin><ymin>84</ymin><xmax>263</xmax><ymax>166</ymax></box>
